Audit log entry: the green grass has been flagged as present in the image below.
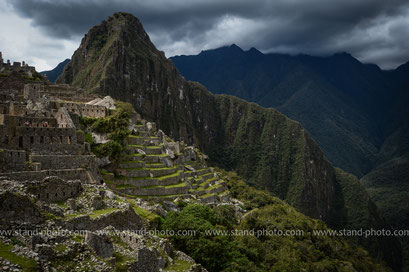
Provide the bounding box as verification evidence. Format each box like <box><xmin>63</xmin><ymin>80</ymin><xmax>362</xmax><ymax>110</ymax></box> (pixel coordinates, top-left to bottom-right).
<box><xmin>73</xmin><ymin>235</ymin><xmax>84</xmax><ymax>243</ymax></box>
<box><xmin>128</xmin><ymin>144</ymin><xmax>163</xmax><ymax>149</ymax></box>
<box><xmin>113</xmin><ymin>252</ymin><xmax>136</xmax><ymax>272</ymax></box>
<box><xmin>120</xmin><ymin>160</ymin><xmax>144</xmax><ymax>164</ymax></box>
<box><xmin>89</xmin><ymin>208</ymin><xmax>119</xmax><ymax>219</ymax></box>
<box><xmin>146</xmin><ymin>166</ymin><xmax>178</xmax><ymax>171</ymax></box>
<box><xmin>54</xmin><ymin>244</ymin><xmax>67</xmax><ymax>252</ymax></box>
<box><xmin>131</xmin><ymin>204</ymin><xmax>161</xmax><ymax>222</ymax></box>
<box><xmin>164</xmin><ymin>259</ymin><xmax>192</xmax><ymax>271</ymax></box>
<box><xmin>55</xmin><ymin>200</ymin><xmax>67</xmax><ymax>208</ymax></box>
<box><xmin>0</xmin><ymin>241</ymin><xmax>38</xmax><ymax>271</ymax></box>
<box><xmin>199</xmin><ymin>193</ymin><xmax>216</xmax><ymax>199</ymax></box>
<box><xmin>157</xmin><ymin>171</ymin><xmax>181</xmax><ymax>181</ymax></box>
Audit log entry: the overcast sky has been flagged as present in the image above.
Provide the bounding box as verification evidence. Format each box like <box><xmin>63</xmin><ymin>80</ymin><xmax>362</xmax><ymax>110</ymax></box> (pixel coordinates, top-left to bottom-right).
<box><xmin>1</xmin><ymin>0</ymin><xmax>409</xmax><ymax>71</ymax></box>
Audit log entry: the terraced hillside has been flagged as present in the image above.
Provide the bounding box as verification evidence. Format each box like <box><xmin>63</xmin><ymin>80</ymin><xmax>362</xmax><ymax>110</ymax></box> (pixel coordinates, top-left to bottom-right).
<box><xmin>101</xmin><ymin>119</ymin><xmax>230</xmax><ymax>204</ymax></box>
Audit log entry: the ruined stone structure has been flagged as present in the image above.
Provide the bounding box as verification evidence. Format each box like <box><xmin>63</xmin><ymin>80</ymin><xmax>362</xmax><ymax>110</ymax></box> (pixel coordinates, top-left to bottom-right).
<box><xmin>0</xmin><ymin>51</ymin><xmax>36</xmax><ymax>76</ymax></box>
<box><xmin>0</xmin><ymin>82</ymin><xmax>112</xmax><ymax>184</ymax></box>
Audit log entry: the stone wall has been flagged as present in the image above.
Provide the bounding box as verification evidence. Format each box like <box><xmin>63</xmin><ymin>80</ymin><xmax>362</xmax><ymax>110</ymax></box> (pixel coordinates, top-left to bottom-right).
<box><xmin>29</xmin><ymin>154</ymin><xmax>97</xmax><ymax>170</ymax></box>
<box><xmin>26</xmin><ymin>176</ymin><xmax>83</xmax><ymax>202</ymax></box>
<box><xmin>57</xmin><ymin>102</ymin><xmax>107</xmax><ymax>118</ymax></box>
<box><xmin>0</xmin><ymin>168</ymin><xmax>88</xmax><ymax>182</ymax></box>
<box><xmin>0</xmin><ymin>191</ymin><xmax>43</xmax><ymax>227</ymax></box>
<box><xmin>3</xmin><ymin>114</ymin><xmax>57</xmax><ymax>128</ymax></box>
<box><xmin>0</xmin><ymin>149</ymin><xmax>26</xmax><ymax>172</ymax></box>
<box><xmin>14</xmin><ymin>126</ymin><xmax>79</xmax><ymax>154</ymax></box>
<box><xmin>23</xmin><ymin>84</ymin><xmax>44</xmax><ymax>101</ymax></box>
<box><xmin>64</xmin><ymin>206</ymin><xmax>144</xmax><ymax>231</ymax></box>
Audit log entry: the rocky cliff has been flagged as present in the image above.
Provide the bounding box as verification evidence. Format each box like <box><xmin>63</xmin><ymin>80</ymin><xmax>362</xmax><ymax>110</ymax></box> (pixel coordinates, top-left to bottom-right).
<box><xmin>57</xmin><ymin>12</ymin><xmax>402</xmax><ymax>269</ymax></box>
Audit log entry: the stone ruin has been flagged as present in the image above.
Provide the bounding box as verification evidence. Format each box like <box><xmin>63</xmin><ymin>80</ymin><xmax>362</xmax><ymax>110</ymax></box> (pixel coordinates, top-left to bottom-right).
<box><xmin>0</xmin><ymin>82</ymin><xmax>110</xmax><ymax>184</ymax></box>
<box><xmin>0</xmin><ymin>51</ymin><xmax>36</xmax><ymax>76</ymax></box>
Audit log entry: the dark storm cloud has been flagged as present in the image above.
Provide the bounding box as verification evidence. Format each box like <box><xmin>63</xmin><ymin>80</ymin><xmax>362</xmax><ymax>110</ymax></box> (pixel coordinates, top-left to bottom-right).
<box><xmin>6</xmin><ymin>0</ymin><xmax>409</xmax><ymax>68</ymax></box>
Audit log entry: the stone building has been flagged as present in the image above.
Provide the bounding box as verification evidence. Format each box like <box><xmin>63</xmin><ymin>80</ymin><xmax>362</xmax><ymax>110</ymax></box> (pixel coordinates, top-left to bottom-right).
<box><xmin>0</xmin><ymin>82</ymin><xmax>111</xmax><ymax>184</ymax></box>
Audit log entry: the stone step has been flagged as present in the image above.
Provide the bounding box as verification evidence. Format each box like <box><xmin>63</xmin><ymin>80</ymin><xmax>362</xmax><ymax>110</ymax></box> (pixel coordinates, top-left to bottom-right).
<box><xmin>144</xmin><ymin>194</ymin><xmax>190</xmax><ymax>202</ymax></box>
<box><xmin>144</xmin><ymin>163</ymin><xmax>165</xmax><ymax>168</ymax></box>
<box><xmin>124</xmin><ymin>154</ymin><xmax>144</xmax><ymax>161</ymax></box>
<box><xmin>206</xmin><ymin>185</ymin><xmax>226</xmax><ymax>194</ymax></box>
<box><xmin>119</xmin><ymin>161</ymin><xmax>146</xmax><ymax>169</ymax></box>
<box><xmin>196</xmin><ymin>168</ymin><xmax>212</xmax><ymax>176</ymax></box>
<box><xmin>117</xmin><ymin>168</ymin><xmax>149</xmax><ymax>178</ymax></box>
<box><xmin>127</xmin><ymin>145</ymin><xmax>163</xmax><ymax>155</ymax></box>
<box><xmin>118</xmin><ymin>182</ymin><xmax>189</xmax><ymax>196</ymax></box>
<box><xmin>199</xmin><ymin>193</ymin><xmax>219</xmax><ymax>204</ymax></box>
<box><xmin>144</xmin><ymin>154</ymin><xmax>170</xmax><ymax>163</ymax></box>
<box><xmin>127</xmin><ymin>136</ymin><xmax>146</xmax><ymax>145</ymax></box>
<box><xmin>127</xmin><ymin>136</ymin><xmax>161</xmax><ymax>146</ymax></box>
<box><xmin>148</xmin><ymin>167</ymin><xmax>178</xmax><ymax>178</ymax></box>
<box><xmin>195</xmin><ymin>173</ymin><xmax>215</xmax><ymax>184</ymax></box>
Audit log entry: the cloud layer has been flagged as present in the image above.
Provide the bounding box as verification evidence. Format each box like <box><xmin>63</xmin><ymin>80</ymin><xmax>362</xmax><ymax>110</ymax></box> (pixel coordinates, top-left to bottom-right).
<box><xmin>2</xmin><ymin>0</ymin><xmax>409</xmax><ymax>70</ymax></box>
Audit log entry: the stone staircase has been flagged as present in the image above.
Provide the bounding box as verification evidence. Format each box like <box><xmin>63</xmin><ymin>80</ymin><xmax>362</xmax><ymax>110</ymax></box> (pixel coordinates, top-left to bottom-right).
<box><xmin>103</xmin><ymin>121</ymin><xmax>230</xmax><ymax>203</ymax></box>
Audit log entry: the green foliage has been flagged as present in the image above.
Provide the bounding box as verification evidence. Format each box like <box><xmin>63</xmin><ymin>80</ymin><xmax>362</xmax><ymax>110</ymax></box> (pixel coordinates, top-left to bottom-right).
<box><xmin>0</xmin><ymin>241</ymin><xmax>38</xmax><ymax>271</ymax></box>
<box><xmin>161</xmin><ymin>174</ymin><xmax>390</xmax><ymax>272</ymax></box>
<box><xmin>220</xmin><ymin>169</ymin><xmax>281</xmax><ymax>210</ymax></box>
<box><xmin>0</xmin><ymin>73</ymin><xmax>8</xmax><ymax>77</ymax></box>
<box><xmin>81</xmin><ymin>106</ymin><xmax>132</xmax><ymax>161</ymax></box>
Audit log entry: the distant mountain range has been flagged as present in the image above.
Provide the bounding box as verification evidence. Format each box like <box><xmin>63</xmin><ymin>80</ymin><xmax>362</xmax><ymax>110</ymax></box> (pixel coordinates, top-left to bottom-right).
<box><xmin>40</xmin><ymin>59</ymin><xmax>70</xmax><ymax>82</ymax></box>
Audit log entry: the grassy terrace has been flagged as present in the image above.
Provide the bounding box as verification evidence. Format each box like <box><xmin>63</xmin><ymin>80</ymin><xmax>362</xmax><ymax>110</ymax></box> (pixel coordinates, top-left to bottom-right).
<box><xmin>126</xmin><ymin>153</ymin><xmax>169</xmax><ymax>157</ymax></box>
<box><xmin>128</xmin><ymin>200</ymin><xmax>161</xmax><ymax>222</ymax></box>
<box><xmin>139</xmin><ymin>181</ymin><xmax>187</xmax><ymax>190</ymax></box>
<box><xmin>197</xmin><ymin>177</ymin><xmax>218</xmax><ymax>187</ymax></box>
<box><xmin>128</xmin><ymin>144</ymin><xmax>163</xmax><ymax>149</ymax></box>
<box><xmin>120</xmin><ymin>160</ymin><xmax>145</xmax><ymax>164</ymax></box>
<box><xmin>146</xmin><ymin>166</ymin><xmax>178</xmax><ymax>171</ymax></box>
<box><xmin>164</xmin><ymin>259</ymin><xmax>192</xmax><ymax>271</ymax></box>
<box><xmin>199</xmin><ymin>193</ymin><xmax>216</xmax><ymax>199</ymax></box>
<box><xmin>0</xmin><ymin>241</ymin><xmax>38</xmax><ymax>271</ymax></box>
<box><xmin>128</xmin><ymin>135</ymin><xmax>160</xmax><ymax>139</ymax></box>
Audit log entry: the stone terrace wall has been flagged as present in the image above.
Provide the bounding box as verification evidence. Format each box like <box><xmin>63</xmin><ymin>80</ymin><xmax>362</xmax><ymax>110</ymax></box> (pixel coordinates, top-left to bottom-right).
<box><xmin>29</xmin><ymin>154</ymin><xmax>97</xmax><ymax>170</ymax></box>
<box><xmin>0</xmin><ymin>149</ymin><xmax>26</xmax><ymax>172</ymax></box>
<box><xmin>0</xmin><ymin>168</ymin><xmax>88</xmax><ymax>182</ymax></box>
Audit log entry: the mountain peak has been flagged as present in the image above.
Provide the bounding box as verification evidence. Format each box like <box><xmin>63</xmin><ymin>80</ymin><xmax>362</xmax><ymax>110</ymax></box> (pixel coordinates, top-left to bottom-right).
<box><xmin>229</xmin><ymin>44</ymin><xmax>243</xmax><ymax>51</ymax></box>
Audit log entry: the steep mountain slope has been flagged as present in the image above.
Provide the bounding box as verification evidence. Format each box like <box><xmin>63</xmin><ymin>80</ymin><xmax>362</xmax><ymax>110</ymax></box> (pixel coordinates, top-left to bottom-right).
<box><xmin>40</xmin><ymin>59</ymin><xmax>70</xmax><ymax>82</ymax></box>
<box><xmin>171</xmin><ymin>46</ymin><xmax>398</xmax><ymax>177</ymax></box>
<box><xmin>57</xmin><ymin>12</ymin><xmax>402</xmax><ymax>269</ymax></box>
<box><xmin>362</xmin><ymin>62</ymin><xmax>409</xmax><ymax>268</ymax></box>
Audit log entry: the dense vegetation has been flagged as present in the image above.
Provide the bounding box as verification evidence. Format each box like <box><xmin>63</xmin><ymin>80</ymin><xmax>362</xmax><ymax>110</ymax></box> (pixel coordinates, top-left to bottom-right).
<box><xmin>161</xmin><ymin>172</ymin><xmax>390</xmax><ymax>272</ymax></box>
<box><xmin>81</xmin><ymin>101</ymin><xmax>135</xmax><ymax>161</ymax></box>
